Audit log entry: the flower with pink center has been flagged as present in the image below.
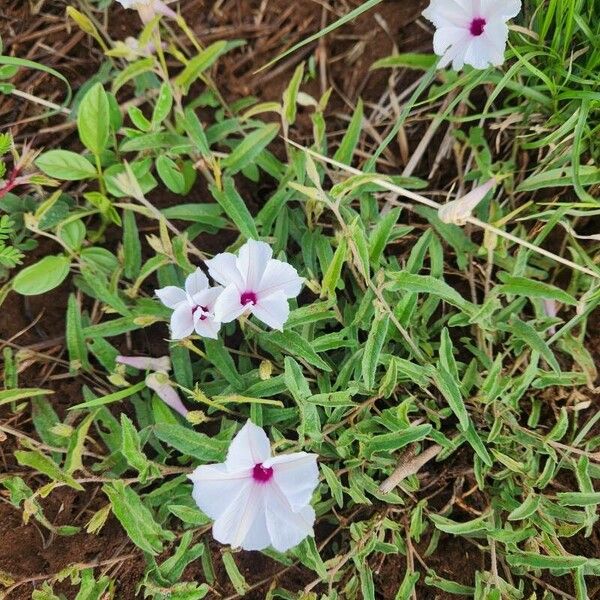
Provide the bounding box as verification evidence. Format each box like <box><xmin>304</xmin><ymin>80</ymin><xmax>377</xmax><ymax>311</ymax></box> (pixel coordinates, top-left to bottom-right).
<box><xmin>206</xmin><ymin>240</ymin><xmax>303</xmax><ymax>331</ymax></box>
<box><xmin>189</xmin><ymin>420</ymin><xmax>319</xmax><ymax>552</ymax></box>
<box><xmin>155</xmin><ymin>268</ymin><xmax>222</xmax><ymax>340</ymax></box>
<box><xmin>115</xmin><ymin>0</ymin><xmax>177</xmax><ymax>23</ymax></box>
<box><xmin>422</xmin><ymin>0</ymin><xmax>521</xmax><ymax>70</ymax></box>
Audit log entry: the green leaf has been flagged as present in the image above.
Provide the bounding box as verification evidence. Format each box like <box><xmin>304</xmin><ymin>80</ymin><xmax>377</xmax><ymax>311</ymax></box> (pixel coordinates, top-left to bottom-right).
<box><xmin>0</xmin><ymin>388</ymin><xmax>51</xmax><ymax>407</ymax></box>
<box><xmin>510</xmin><ymin>317</ymin><xmax>561</xmax><ymax>373</ymax></box>
<box><xmin>362</xmin><ymin>312</ymin><xmax>389</xmax><ymax>389</ymax></box>
<box><xmin>221</xmin><ymin>123</ymin><xmax>279</xmax><ymax>174</ymax></box>
<box><xmin>103</xmin><ymin>481</ymin><xmax>172</xmax><ymax>555</ymax></box>
<box><xmin>322</xmin><ymin>237</ymin><xmax>347</xmax><ymax>298</ymax></box>
<box><xmin>175</xmin><ymin>41</ymin><xmax>229</xmax><ymax>94</ymax></box>
<box><xmin>222</xmin><ymin>552</ymin><xmax>249</xmax><ymax>596</ymax></box>
<box><xmin>372</xmin><ymin>53</ymin><xmax>437</xmax><ymax>70</ymax></box>
<box><xmin>156</xmin><ymin>155</ymin><xmax>186</xmax><ymax>194</ymax></box>
<box><xmin>282</xmin><ymin>62</ymin><xmax>304</xmax><ymax>126</ymax></box>
<box><xmin>153</xmin><ymin>423</ymin><xmax>228</xmax><ymax>462</ymax></box>
<box><xmin>365</xmin><ymin>424</ymin><xmax>432</xmax><ymax>456</ymax></box>
<box><xmin>210</xmin><ymin>176</ymin><xmax>258</xmax><ymax>240</ymax></box>
<box><xmin>152</xmin><ymin>82</ymin><xmax>173</xmax><ymax>127</ymax></box>
<box><xmin>498</xmin><ymin>276</ymin><xmax>577</xmax><ymax>306</ymax></box>
<box><xmin>434</xmin><ymin>366</ymin><xmax>469</xmax><ymax>430</ymax></box>
<box><xmin>269</xmin><ymin>330</ymin><xmax>332</xmax><ymax>372</ymax></box>
<box><xmin>77</xmin><ymin>82</ymin><xmax>109</xmax><ymax>155</ymax></box>
<box><xmin>66</xmin><ymin>294</ymin><xmax>89</xmax><ymax>371</ymax></box>
<box><xmin>15</xmin><ymin>449</ymin><xmax>83</xmax><ymax>490</ymax></box>
<box><xmin>333</xmin><ymin>98</ymin><xmax>363</xmax><ymax>164</ymax></box>
<box><xmin>35</xmin><ymin>150</ymin><xmax>97</xmax><ymax>180</ymax></box>
<box><xmin>203</xmin><ymin>338</ymin><xmax>245</xmax><ymax>390</ymax></box>
<box><xmin>13</xmin><ymin>255</ymin><xmax>71</xmax><ymax>295</ymax></box>
<box><xmin>508</xmin><ymin>493</ymin><xmax>540</xmax><ymax>520</ymax></box>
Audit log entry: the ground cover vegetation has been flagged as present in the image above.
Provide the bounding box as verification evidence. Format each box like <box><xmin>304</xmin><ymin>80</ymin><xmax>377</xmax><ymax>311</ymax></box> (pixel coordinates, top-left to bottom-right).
<box><xmin>0</xmin><ymin>0</ymin><xmax>599</xmax><ymax>598</ymax></box>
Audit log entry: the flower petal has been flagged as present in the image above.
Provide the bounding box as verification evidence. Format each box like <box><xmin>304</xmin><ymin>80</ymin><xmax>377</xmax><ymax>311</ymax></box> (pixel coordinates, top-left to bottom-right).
<box><xmin>432</xmin><ymin>26</ymin><xmax>469</xmax><ymax>56</ymax></box>
<box><xmin>206</xmin><ymin>252</ymin><xmax>244</xmax><ymax>288</ymax></box>
<box><xmin>146</xmin><ymin>372</ymin><xmax>188</xmax><ymax>417</ymax></box>
<box><xmin>265</xmin><ymin>487</ymin><xmax>315</xmax><ymax>552</ymax></box>
<box><xmin>251</xmin><ymin>291</ymin><xmax>290</xmax><ymax>331</ymax></box>
<box><xmin>156</xmin><ymin>286</ymin><xmax>187</xmax><ymax>309</ymax></box>
<box><xmin>482</xmin><ymin>0</ymin><xmax>521</xmax><ymax>19</ymax></box>
<box><xmin>258</xmin><ymin>259</ymin><xmax>303</xmax><ymax>299</ymax></box>
<box><xmin>225</xmin><ymin>420</ymin><xmax>272</xmax><ymax>472</ymax></box>
<box><xmin>423</xmin><ymin>0</ymin><xmax>471</xmax><ymax>27</ymax></box>
<box><xmin>194</xmin><ymin>316</ymin><xmax>221</xmax><ymax>340</ymax></box>
<box><xmin>212</xmin><ymin>481</ymin><xmax>265</xmax><ymax>549</ymax></box>
<box><xmin>170</xmin><ymin>303</ymin><xmax>195</xmax><ymax>339</ymax></box>
<box><xmin>265</xmin><ymin>453</ymin><xmax>319</xmax><ymax>511</ymax></box>
<box><xmin>213</xmin><ymin>284</ymin><xmax>247</xmax><ymax>323</ymax></box>
<box><xmin>236</xmin><ymin>240</ymin><xmax>273</xmax><ymax>291</ymax></box>
<box><xmin>116</xmin><ymin>355</ymin><xmax>171</xmax><ymax>372</ymax></box>
<box><xmin>192</xmin><ymin>286</ymin><xmax>224</xmax><ymax>312</ymax></box>
<box><xmin>185</xmin><ymin>268</ymin><xmax>209</xmax><ymax>298</ymax></box>
<box><xmin>189</xmin><ymin>464</ymin><xmax>252</xmax><ymax>520</ymax></box>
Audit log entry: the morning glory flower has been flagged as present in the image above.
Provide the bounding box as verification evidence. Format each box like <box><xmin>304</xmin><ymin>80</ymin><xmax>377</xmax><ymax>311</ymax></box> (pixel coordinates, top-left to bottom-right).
<box><xmin>189</xmin><ymin>420</ymin><xmax>318</xmax><ymax>552</ymax></box>
<box><xmin>206</xmin><ymin>240</ymin><xmax>303</xmax><ymax>331</ymax></box>
<box><xmin>116</xmin><ymin>355</ymin><xmax>188</xmax><ymax>417</ymax></box>
<box><xmin>422</xmin><ymin>0</ymin><xmax>521</xmax><ymax>70</ymax></box>
<box><xmin>115</xmin><ymin>0</ymin><xmax>177</xmax><ymax>23</ymax></box>
<box><xmin>155</xmin><ymin>269</ymin><xmax>222</xmax><ymax>340</ymax></box>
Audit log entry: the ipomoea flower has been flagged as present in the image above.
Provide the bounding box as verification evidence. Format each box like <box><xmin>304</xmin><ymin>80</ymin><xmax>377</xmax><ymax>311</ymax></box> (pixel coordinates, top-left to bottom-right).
<box><xmin>155</xmin><ymin>269</ymin><xmax>223</xmax><ymax>340</ymax></box>
<box><xmin>115</xmin><ymin>355</ymin><xmax>188</xmax><ymax>417</ymax></box>
<box><xmin>422</xmin><ymin>0</ymin><xmax>521</xmax><ymax>70</ymax></box>
<box><xmin>115</xmin><ymin>0</ymin><xmax>177</xmax><ymax>23</ymax></box>
<box><xmin>189</xmin><ymin>421</ymin><xmax>318</xmax><ymax>552</ymax></box>
<box><xmin>438</xmin><ymin>178</ymin><xmax>496</xmax><ymax>225</ymax></box>
<box><xmin>206</xmin><ymin>240</ymin><xmax>303</xmax><ymax>331</ymax></box>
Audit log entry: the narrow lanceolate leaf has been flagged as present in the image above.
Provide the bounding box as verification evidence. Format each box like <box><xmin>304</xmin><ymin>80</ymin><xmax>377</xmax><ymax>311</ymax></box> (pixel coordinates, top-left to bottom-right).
<box><xmin>66</xmin><ymin>294</ymin><xmax>89</xmax><ymax>372</ymax></box>
<box><xmin>333</xmin><ymin>98</ymin><xmax>363</xmax><ymax>164</ymax></box>
<box><xmin>269</xmin><ymin>330</ymin><xmax>331</xmax><ymax>372</ymax></box>
<box><xmin>175</xmin><ymin>41</ymin><xmax>231</xmax><ymax>93</ymax></box>
<box><xmin>506</xmin><ymin>552</ymin><xmax>594</xmax><ymax>571</ymax></box>
<box><xmin>508</xmin><ymin>493</ymin><xmax>541</xmax><ymax>521</ymax></box>
<box><xmin>210</xmin><ymin>176</ymin><xmax>258</xmax><ymax>240</ymax></box>
<box><xmin>0</xmin><ymin>388</ymin><xmax>51</xmax><ymax>406</ymax></box>
<box><xmin>362</xmin><ymin>312</ymin><xmax>390</xmax><ymax>390</ymax></box>
<box><xmin>153</xmin><ymin>423</ymin><xmax>229</xmax><ymax>462</ymax></box>
<box><xmin>221</xmin><ymin>123</ymin><xmax>279</xmax><ymax>174</ymax></box>
<box><xmin>364</xmin><ymin>424</ymin><xmax>432</xmax><ymax>456</ymax></box>
<box><xmin>103</xmin><ymin>481</ymin><xmax>173</xmax><ymax>555</ymax></box>
<box><xmin>388</xmin><ymin>271</ymin><xmax>473</xmax><ymax>314</ymax></box>
<box><xmin>434</xmin><ymin>366</ymin><xmax>469</xmax><ymax>430</ymax></box>
<box><xmin>282</xmin><ymin>62</ymin><xmax>304</xmax><ymax>127</ymax></box>
<box><xmin>498</xmin><ymin>276</ymin><xmax>577</xmax><ymax>306</ymax></box>
<box><xmin>77</xmin><ymin>82</ymin><xmax>109</xmax><ymax>156</ymax></box>
<box><xmin>322</xmin><ymin>236</ymin><xmax>347</xmax><ymax>298</ymax></box>
<box><xmin>369</xmin><ymin>207</ymin><xmax>400</xmax><ymax>264</ymax></box>
<box><xmin>123</xmin><ymin>209</ymin><xmax>142</xmax><ymax>280</ymax></box>
<box><xmin>510</xmin><ymin>317</ymin><xmax>561</xmax><ymax>373</ymax></box>
<box><xmin>14</xmin><ymin>450</ymin><xmax>83</xmax><ymax>490</ymax></box>
<box><xmin>203</xmin><ymin>338</ymin><xmax>245</xmax><ymax>390</ymax></box>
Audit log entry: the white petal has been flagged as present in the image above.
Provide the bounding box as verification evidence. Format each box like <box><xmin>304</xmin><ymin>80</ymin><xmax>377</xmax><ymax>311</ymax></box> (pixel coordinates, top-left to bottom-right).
<box><xmin>422</xmin><ymin>0</ymin><xmax>472</xmax><ymax>28</ymax></box>
<box><xmin>265</xmin><ymin>453</ymin><xmax>319</xmax><ymax>511</ymax></box>
<box><xmin>238</xmin><ymin>488</ymin><xmax>271</xmax><ymax>551</ymax></box>
<box><xmin>189</xmin><ymin>464</ymin><xmax>252</xmax><ymax>520</ymax></box>
<box><xmin>438</xmin><ymin>179</ymin><xmax>496</xmax><ymax>225</ymax></box>
<box><xmin>225</xmin><ymin>420</ymin><xmax>272</xmax><ymax>472</ymax></box>
<box><xmin>481</xmin><ymin>21</ymin><xmax>510</xmax><ymax>64</ymax></box>
<box><xmin>258</xmin><ymin>259</ymin><xmax>303</xmax><ymax>299</ymax></box>
<box><xmin>213</xmin><ymin>284</ymin><xmax>247</xmax><ymax>323</ymax></box>
<box><xmin>265</xmin><ymin>487</ymin><xmax>315</xmax><ymax>552</ymax></box>
<box><xmin>192</xmin><ymin>286</ymin><xmax>224</xmax><ymax>312</ymax></box>
<box><xmin>185</xmin><ymin>268</ymin><xmax>209</xmax><ymax>298</ymax></box>
<box><xmin>170</xmin><ymin>303</ymin><xmax>195</xmax><ymax>339</ymax></box>
<box><xmin>206</xmin><ymin>252</ymin><xmax>244</xmax><ymax>288</ymax></box>
<box><xmin>194</xmin><ymin>317</ymin><xmax>221</xmax><ymax>340</ymax></box>
<box><xmin>432</xmin><ymin>26</ymin><xmax>469</xmax><ymax>56</ymax></box>
<box><xmin>236</xmin><ymin>240</ymin><xmax>273</xmax><ymax>291</ymax></box>
<box><xmin>212</xmin><ymin>482</ymin><xmax>264</xmax><ymax>549</ymax></box>
<box><xmin>251</xmin><ymin>291</ymin><xmax>290</xmax><ymax>331</ymax></box>
<box><xmin>463</xmin><ymin>36</ymin><xmax>496</xmax><ymax>69</ymax></box>
<box><xmin>482</xmin><ymin>0</ymin><xmax>521</xmax><ymax>19</ymax></box>
<box><xmin>156</xmin><ymin>286</ymin><xmax>187</xmax><ymax>309</ymax></box>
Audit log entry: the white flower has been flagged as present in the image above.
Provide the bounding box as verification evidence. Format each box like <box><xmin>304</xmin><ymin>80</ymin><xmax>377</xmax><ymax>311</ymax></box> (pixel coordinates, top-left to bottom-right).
<box><xmin>115</xmin><ymin>0</ymin><xmax>177</xmax><ymax>23</ymax></box>
<box><xmin>206</xmin><ymin>240</ymin><xmax>303</xmax><ymax>331</ymax></box>
<box><xmin>155</xmin><ymin>268</ymin><xmax>222</xmax><ymax>340</ymax></box>
<box><xmin>189</xmin><ymin>421</ymin><xmax>318</xmax><ymax>552</ymax></box>
<box><xmin>422</xmin><ymin>0</ymin><xmax>521</xmax><ymax>70</ymax></box>
<box><xmin>438</xmin><ymin>178</ymin><xmax>496</xmax><ymax>225</ymax></box>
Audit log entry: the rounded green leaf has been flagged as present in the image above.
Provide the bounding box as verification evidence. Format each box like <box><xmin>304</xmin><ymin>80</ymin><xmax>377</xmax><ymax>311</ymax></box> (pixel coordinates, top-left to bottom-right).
<box><xmin>13</xmin><ymin>255</ymin><xmax>71</xmax><ymax>295</ymax></box>
<box><xmin>35</xmin><ymin>150</ymin><xmax>97</xmax><ymax>181</ymax></box>
<box><xmin>77</xmin><ymin>82</ymin><xmax>110</xmax><ymax>155</ymax></box>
